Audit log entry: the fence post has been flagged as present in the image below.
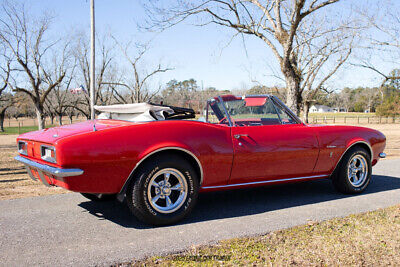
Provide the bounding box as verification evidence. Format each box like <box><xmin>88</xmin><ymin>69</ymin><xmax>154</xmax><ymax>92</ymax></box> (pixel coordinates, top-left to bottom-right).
<box><xmin>333</xmin><ymin>117</ymin><xmax>335</xmax><ymax>124</ymax></box>
<box><xmin>379</xmin><ymin>117</ymin><xmax>382</xmax><ymax>124</ymax></box>
<box><xmin>357</xmin><ymin>116</ymin><xmax>359</xmax><ymax>124</ymax></box>
<box><xmin>8</xmin><ymin>118</ymin><xmax>10</xmax><ymax>127</ymax></box>
<box><xmin>367</xmin><ymin>117</ymin><xmax>370</xmax><ymax>124</ymax></box>
<box><xmin>18</xmin><ymin>122</ymin><xmax>20</xmax><ymax>134</ymax></box>
<box><xmin>344</xmin><ymin>116</ymin><xmax>346</xmax><ymax>124</ymax></box>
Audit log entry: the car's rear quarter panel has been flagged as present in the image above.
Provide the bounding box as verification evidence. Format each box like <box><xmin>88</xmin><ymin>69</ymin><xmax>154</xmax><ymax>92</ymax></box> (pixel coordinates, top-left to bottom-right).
<box><xmin>56</xmin><ymin>120</ymin><xmax>233</xmax><ymax>193</ymax></box>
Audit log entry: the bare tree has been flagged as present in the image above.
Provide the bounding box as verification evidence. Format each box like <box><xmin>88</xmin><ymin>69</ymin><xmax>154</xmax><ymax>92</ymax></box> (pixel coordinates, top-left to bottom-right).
<box><xmin>144</xmin><ymin>0</ymin><xmax>354</xmax><ymax>115</ymax></box>
<box><xmin>352</xmin><ymin>2</ymin><xmax>400</xmax><ymax>102</ymax></box>
<box><xmin>44</xmin><ymin>64</ymin><xmax>76</xmax><ymax>125</ymax></box>
<box><xmin>0</xmin><ymin>57</ymin><xmax>13</xmax><ymax>131</ymax></box>
<box><xmin>65</xmin><ymin>106</ymin><xmax>77</xmax><ymax>124</ymax></box>
<box><xmin>73</xmin><ymin>33</ymin><xmax>114</xmax><ymax>119</ymax></box>
<box><xmin>0</xmin><ymin>2</ymin><xmax>69</xmax><ymax>129</ymax></box>
<box><xmin>351</xmin><ymin>61</ymin><xmax>400</xmax><ymax>103</ymax></box>
<box><xmin>294</xmin><ymin>15</ymin><xmax>355</xmax><ymax>122</ymax></box>
<box><xmin>104</xmin><ymin>39</ymin><xmax>172</xmax><ymax>104</ymax></box>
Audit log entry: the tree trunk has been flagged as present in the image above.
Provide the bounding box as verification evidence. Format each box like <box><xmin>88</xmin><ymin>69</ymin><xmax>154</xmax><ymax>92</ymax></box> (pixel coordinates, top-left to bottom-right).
<box><xmin>282</xmin><ymin>64</ymin><xmax>302</xmax><ymax>116</ymax></box>
<box><xmin>302</xmin><ymin>102</ymin><xmax>311</xmax><ymax>123</ymax></box>
<box><xmin>69</xmin><ymin>115</ymin><xmax>73</xmax><ymax>124</ymax></box>
<box><xmin>35</xmin><ymin>108</ymin><xmax>45</xmax><ymax>130</ymax></box>
<box><xmin>50</xmin><ymin>115</ymin><xmax>54</xmax><ymax>125</ymax></box>
<box><xmin>0</xmin><ymin>109</ymin><xmax>6</xmax><ymax>132</ymax></box>
<box><xmin>57</xmin><ymin>114</ymin><xmax>63</xmax><ymax>126</ymax></box>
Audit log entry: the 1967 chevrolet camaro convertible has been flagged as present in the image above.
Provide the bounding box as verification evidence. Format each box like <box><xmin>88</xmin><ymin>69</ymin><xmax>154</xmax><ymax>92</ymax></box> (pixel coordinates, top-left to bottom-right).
<box><xmin>15</xmin><ymin>95</ymin><xmax>386</xmax><ymax>225</ymax></box>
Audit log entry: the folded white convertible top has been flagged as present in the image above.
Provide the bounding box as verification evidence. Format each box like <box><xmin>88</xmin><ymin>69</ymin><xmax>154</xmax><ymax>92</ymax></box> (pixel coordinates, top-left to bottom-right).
<box><xmin>94</xmin><ymin>103</ymin><xmax>174</xmax><ymax>122</ymax></box>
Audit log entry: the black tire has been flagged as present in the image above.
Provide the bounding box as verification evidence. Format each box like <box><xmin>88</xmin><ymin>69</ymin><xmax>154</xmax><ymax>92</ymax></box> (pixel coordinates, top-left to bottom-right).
<box><xmin>80</xmin><ymin>193</ymin><xmax>117</xmax><ymax>201</ymax></box>
<box><xmin>332</xmin><ymin>146</ymin><xmax>372</xmax><ymax>194</ymax></box>
<box><xmin>126</xmin><ymin>154</ymin><xmax>199</xmax><ymax>226</ymax></box>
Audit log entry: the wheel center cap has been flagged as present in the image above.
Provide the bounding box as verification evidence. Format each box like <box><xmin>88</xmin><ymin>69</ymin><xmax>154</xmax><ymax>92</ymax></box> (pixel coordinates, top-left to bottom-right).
<box><xmin>162</xmin><ymin>187</ymin><xmax>170</xmax><ymax>195</ymax></box>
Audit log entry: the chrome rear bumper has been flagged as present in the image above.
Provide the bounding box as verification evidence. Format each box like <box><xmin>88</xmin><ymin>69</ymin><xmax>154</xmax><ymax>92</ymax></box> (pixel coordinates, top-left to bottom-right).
<box><xmin>15</xmin><ymin>156</ymin><xmax>83</xmax><ymax>186</ymax></box>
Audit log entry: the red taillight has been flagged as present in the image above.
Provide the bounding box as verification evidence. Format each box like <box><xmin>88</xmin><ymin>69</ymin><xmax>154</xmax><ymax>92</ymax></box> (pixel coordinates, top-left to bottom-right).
<box><xmin>41</xmin><ymin>145</ymin><xmax>56</xmax><ymax>163</ymax></box>
<box><xmin>18</xmin><ymin>141</ymin><xmax>28</xmax><ymax>155</ymax></box>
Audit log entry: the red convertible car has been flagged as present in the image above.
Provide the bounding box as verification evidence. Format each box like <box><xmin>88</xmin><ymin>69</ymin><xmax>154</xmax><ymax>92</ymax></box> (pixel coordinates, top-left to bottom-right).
<box><xmin>15</xmin><ymin>95</ymin><xmax>386</xmax><ymax>225</ymax></box>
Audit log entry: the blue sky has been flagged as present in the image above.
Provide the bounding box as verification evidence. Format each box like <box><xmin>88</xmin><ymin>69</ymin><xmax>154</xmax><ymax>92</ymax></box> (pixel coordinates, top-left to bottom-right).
<box><xmin>26</xmin><ymin>0</ymin><xmax>398</xmax><ymax>92</ymax></box>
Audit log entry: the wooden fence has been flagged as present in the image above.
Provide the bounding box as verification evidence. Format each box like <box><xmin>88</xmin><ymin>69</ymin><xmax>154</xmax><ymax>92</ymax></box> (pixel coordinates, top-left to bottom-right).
<box><xmin>311</xmin><ymin>116</ymin><xmax>400</xmax><ymax>124</ymax></box>
<box><xmin>5</xmin><ymin>117</ymin><xmax>85</xmax><ymax>128</ymax></box>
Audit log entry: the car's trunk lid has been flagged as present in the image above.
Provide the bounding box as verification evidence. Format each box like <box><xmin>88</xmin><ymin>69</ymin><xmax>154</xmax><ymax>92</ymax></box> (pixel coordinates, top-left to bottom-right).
<box><xmin>18</xmin><ymin>120</ymin><xmax>137</xmax><ymax>143</ymax></box>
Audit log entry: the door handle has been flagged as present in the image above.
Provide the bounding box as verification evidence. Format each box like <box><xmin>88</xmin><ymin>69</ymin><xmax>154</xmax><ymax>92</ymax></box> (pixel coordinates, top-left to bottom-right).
<box><xmin>234</xmin><ymin>134</ymin><xmax>249</xmax><ymax>139</ymax></box>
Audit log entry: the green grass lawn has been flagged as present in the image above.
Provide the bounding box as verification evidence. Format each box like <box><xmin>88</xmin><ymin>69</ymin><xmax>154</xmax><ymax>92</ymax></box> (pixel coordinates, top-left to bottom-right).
<box><xmin>0</xmin><ymin>125</ymin><xmax>55</xmax><ymax>135</ymax></box>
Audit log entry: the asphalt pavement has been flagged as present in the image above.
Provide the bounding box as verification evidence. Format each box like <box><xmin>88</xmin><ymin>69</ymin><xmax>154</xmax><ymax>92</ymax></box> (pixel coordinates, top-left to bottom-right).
<box><xmin>1</xmin><ymin>158</ymin><xmax>400</xmax><ymax>266</ymax></box>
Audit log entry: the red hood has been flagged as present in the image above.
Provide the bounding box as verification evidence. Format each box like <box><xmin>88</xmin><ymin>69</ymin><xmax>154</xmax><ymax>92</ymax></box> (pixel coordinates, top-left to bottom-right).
<box><xmin>18</xmin><ymin>120</ymin><xmax>137</xmax><ymax>143</ymax></box>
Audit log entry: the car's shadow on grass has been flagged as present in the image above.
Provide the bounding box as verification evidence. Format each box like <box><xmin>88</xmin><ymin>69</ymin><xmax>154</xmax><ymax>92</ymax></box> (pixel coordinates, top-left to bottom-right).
<box><xmin>78</xmin><ymin>174</ymin><xmax>400</xmax><ymax>229</ymax></box>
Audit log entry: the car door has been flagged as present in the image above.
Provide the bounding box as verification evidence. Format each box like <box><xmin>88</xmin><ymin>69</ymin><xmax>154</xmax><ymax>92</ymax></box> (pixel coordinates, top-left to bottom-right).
<box><xmin>227</xmin><ymin>97</ymin><xmax>319</xmax><ymax>184</ymax></box>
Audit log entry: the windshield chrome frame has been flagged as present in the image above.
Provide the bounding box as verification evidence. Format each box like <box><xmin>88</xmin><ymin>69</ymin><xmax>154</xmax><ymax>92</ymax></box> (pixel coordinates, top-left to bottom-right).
<box><xmin>217</xmin><ymin>96</ymin><xmax>234</xmax><ymax>126</ymax></box>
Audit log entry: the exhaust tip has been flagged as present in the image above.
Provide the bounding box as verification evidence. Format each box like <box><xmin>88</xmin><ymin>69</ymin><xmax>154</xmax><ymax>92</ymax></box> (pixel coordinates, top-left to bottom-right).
<box><xmin>379</xmin><ymin>152</ymin><xmax>386</xmax><ymax>158</ymax></box>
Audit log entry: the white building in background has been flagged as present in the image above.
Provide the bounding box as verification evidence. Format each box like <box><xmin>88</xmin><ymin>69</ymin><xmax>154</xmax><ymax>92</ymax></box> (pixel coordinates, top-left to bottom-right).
<box><xmin>309</xmin><ymin>104</ymin><xmax>333</xmax><ymax>113</ymax></box>
<box><xmin>333</xmin><ymin>107</ymin><xmax>348</xmax><ymax>113</ymax></box>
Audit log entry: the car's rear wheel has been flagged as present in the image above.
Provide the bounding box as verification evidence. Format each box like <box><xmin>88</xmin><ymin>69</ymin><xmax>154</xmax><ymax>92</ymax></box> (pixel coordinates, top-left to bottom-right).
<box><xmin>332</xmin><ymin>147</ymin><xmax>371</xmax><ymax>194</ymax></box>
<box><xmin>126</xmin><ymin>154</ymin><xmax>199</xmax><ymax>226</ymax></box>
<box><xmin>80</xmin><ymin>193</ymin><xmax>116</xmax><ymax>201</ymax></box>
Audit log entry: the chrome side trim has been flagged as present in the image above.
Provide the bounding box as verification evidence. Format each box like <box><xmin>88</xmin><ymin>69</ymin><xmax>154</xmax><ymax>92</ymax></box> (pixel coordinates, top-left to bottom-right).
<box><xmin>201</xmin><ymin>174</ymin><xmax>329</xmax><ymax>189</ymax></box>
<box><xmin>118</xmin><ymin>147</ymin><xmax>204</xmax><ymax>195</ymax></box>
<box><xmin>331</xmin><ymin>141</ymin><xmax>373</xmax><ymax>174</ymax></box>
<box><xmin>15</xmin><ymin>155</ymin><xmax>84</xmax><ymax>178</ymax></box>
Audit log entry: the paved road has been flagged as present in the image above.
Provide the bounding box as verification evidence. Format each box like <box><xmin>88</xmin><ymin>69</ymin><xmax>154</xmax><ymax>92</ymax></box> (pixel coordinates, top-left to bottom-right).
<box><xmin>1</xmin><ymin>159</ymin><xmax>400</xmax><ymax>266</ymax></box>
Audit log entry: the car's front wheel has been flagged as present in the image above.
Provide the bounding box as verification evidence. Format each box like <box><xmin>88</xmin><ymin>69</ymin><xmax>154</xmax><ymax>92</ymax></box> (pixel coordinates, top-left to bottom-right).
<box><xmin>332</xmin><ymin>146</ymin><xmax>371</xmax><ymax>194</ymax></box>
<box><xmin>126</xmin><ymin>154</ymin><xmax>199</xmax><ymax>226</ymax></box>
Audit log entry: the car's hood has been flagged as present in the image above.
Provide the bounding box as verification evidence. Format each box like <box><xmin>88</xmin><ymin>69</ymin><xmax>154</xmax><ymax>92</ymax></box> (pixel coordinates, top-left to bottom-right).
<box><xmin>18</xmin><ymin>119</ymin><xmax>139</xmax><ymax>143</ymax></box>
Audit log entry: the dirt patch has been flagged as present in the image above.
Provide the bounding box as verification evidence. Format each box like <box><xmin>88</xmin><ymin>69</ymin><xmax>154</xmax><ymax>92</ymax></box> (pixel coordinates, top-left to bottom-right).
<box><xmin>0</xmin><ymin>134</ymin><xmax>67</xmax><ymax>200</ymax></box>
<box><xmin>0</xmin><ymin>134</ymin><xmax>18</xmax><ymax>146</ymax></box>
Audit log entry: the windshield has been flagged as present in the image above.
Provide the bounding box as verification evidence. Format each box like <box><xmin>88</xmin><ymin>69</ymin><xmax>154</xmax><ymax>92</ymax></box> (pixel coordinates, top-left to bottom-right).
<box><xmin>209</xmin><ymin>96</ymin><xmax>299</xmax><ymax>126</ymax></box>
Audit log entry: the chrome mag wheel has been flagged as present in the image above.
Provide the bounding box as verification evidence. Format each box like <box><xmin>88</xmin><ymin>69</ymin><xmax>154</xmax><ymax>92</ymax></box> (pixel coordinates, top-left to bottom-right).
<box><xmin>147</xmin><ymin>168</ymin><xmax>188</xmax><ymax>214</ymax></box>
<box><xmin>347</xmin><ymin>154</ymin><xmax>368</xmax><ymax>187</ymax></box>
